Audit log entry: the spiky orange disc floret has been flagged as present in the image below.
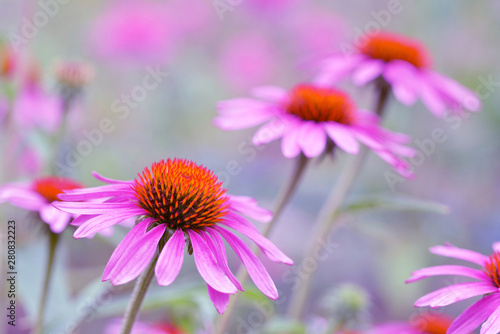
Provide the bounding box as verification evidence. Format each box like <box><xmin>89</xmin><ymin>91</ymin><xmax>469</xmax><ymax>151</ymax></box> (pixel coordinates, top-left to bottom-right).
<box><xmin>133</xmin><ymin>159</ymin><xmax>230</xmax><ymax>231</ymax></box>
<box><xmin>485</xmin><ymin>251</ymin><xmax>500</xmax><ymax>288</ymax></box>
<box><xmin>33</xmin><ymin>177</ymin><xmax>83</xmax><ymax>202</ymax></box>
<box><xmin>359</xmin><ymin>33</ymin><xmax>430</xmax><ymax>68</ymax></box>
<box><xmin>285</xmin><ymin>85</ymin><xmax>355</xmax><ymax>124</ymax></box>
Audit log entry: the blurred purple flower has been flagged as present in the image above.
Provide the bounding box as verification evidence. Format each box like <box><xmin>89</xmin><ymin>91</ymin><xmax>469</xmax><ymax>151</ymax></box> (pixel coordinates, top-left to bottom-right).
<box><xmin>54</xmin><ymin>159</ymin><xmax>292</xmax><ymax>313</ymax></box>
<box><xmin>105</xmin><ymin>319</ymin><xmax>183</xmax><ymax>334</ymax></box>
<box><xmin>0</xmin><ymin>177</ymin><xmax>83</xmax><ymax>233</ymax></box>
<box><xmin>407</xmin><ymin>242</ymin><xmax>500</xmax><ymax>334</ymax></box>
<box><xmin>215</xmin><ymin>84</ymin><xmax>415</xmax><ymax>176</ymax></box>
<box><xmin>315</xmin><ymin>31</ymin><xmax>481</xmax><ymax>117</ymax></box>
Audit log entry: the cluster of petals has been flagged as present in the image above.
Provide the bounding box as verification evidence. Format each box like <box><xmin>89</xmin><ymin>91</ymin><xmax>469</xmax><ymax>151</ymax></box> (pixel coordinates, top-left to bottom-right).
<box><xmin>407</xmin><ymin>242</ymin><xmax>500</xmax><ymax>334</ymax></box>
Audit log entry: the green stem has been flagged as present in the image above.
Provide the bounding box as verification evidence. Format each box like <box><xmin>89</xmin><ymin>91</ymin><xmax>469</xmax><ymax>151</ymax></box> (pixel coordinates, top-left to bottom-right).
<box><xmin>214</xmin><ymin>154</ymin><xmax>309</xmax><ymax>334</ymax></box>
<box><xmin>286</xmin><ymin>84</ymin><xmax>391</xmax><ymax>320</ymax></box>
<box><xmin>120</xmin><ymin>252</ymin><xmax>159</xmax><ymax>334</ymax></box>
<box><xmin>34</xmin><ymin>231</ymin><xmax>59</xmax><ymax>334</ymax></box>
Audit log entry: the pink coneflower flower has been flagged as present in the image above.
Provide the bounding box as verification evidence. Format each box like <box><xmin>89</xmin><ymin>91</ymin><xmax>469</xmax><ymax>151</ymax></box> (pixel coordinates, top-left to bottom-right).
<box><xmin>315</xmin><ymin>32</ymin><xmax>481</xmax><ymax>117</ymax></box>
<box><xmin>407</xmin><ymin>242</ymin><xmax>500</xmax><ymax>333</ymax></box>
<box><xmin>215</xmin><ymin>84</ymin><xmax>415</xmax><ymax>176</ymax></box>
<box><xmin>0</xmin><ymin>177</ymin><xmax>83</xmax><ymax>233</ymax></box>
<box><xmin>54</xmin><ymin>159</ymin><xmax>293</xmax><ymax>313</ymax></box>
<box><xmin>367</xmin><ymin>313</ymin><xmax>452</xmax><ymax>334</ymax></box>
<box><xmin>105</xmin><ymin>319</ymin><xmax>184</xmax><ymax>334</ymax></box>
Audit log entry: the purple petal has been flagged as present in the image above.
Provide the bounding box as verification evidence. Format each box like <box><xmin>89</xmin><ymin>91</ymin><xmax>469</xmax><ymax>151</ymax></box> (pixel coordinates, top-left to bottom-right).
<box><xmin>383</xmin><ymin>60</ymin><xmax>420</xmax><ymax>106</ymax></box>
<box><xmin>313</xmin><ymin>54</ymin><xmax>364</xmax><ymax>86</ymax></box>
<box><xmin>207</xmin><ymin>285</ymin><xmax>230</xmax><ymax>314</ymax></box>
<box><xmin>92</xmin><ymin>171</ymin><xmax>133</xmax><ymax>184</ymax></box>
<box><xmin>108</xmin><ymin>224</ymin><xmax>166</xmax><ymax>285</ymax></box>
<box><xmin>418</xmin><ymin>73</ymin><xmax>448</xmax><ymax>117</ymax></box>
<box><xmin>297</xmin><ymin>121</ymin><xmax>327</xmax><ymax>158</ymax></box>
<box><xmin>481</xmin><ymin>303</ymin><xmax>500</xmax><ymax>334</ymax></box>
<box><xmin>251</xmin><ymin>86</ymin><xmax>288</xmax><ymax>103</ymax></box>
<box><xmin>73</xmin><ymin>208</ymin><xmax>145</xmax><ymax>238</ymax></box>
<box><xmin>252</xmin><ymin>118</ymin><xmax>288</xmax><ymax>146</ymax></box>
<box><xmin>221</xmin><ymin>219</ymin><xmax>293</xmax><ymax>265</ymax></box>
<box><xmin>406</xmin><ymin>265</ymin><xmax>488</xmax><ymax>283</ymax></box>
<box><xmin>324</xmin><ymin>122</ymin><xmax>359</xmax><ymax>154</ymax></box>
<box><xmin>213</xmin><ymin>227</ymin><xmax>278</xmax><ymax>300</ymax></box>
<box><xmin>493</xmin><ymin>242</ymin><xmax>500</xmax><ymax>253</ymax></box>
<box><xmin>0</xmin><ymin>184</ymin><xmax>46</xmax><ymax>211</ymax></box>
<box><xmin>188</xmin><ymin>230</ymin><xmax>237</xmax><ymax>294</ymax></box>
<box><xmin>41</xmin><ymin>204</ymin><xmax>72</xmax><ymax>233</ymax></box>
<box><xmin>156</xmin><ymin>229</ymin><xmax>185</xmax><ymax>286</ymax></box>
<box><xmin>352</xmin><ymin>59</ymin><xmax>384</xmax><ymax>86</ymax></box>
<box><xmin>58</xmin><ymin>184</ymin><xmax>134</xmax><ymax>201</ymax></box>
<box><xmin>414</xmin><ymin>281</ymin><xmax>497</xmax><ymax>308</ymax></box>
<box><xmin>447</xmin><ymin>294</ymin><xmax>500</xmax><ymax>334</ymax></box>
<box><xmin>430</xmin><ymin>244</ymin><xmax>488</xmax><ymax>266</ymax></box>
<box><xmin>103</xmin><ymin>219</ymin><xmax>151</xmax><ymax>280</ymax></box>
<box><xmin>281</xmin><ymin>123</ymin><xmax>302</xmax><ymax>158</ymax></box>
<box><xmin>53</xmin><ymin>201</ymin><xmax>140</xmax><ymax>215</ymax></box>
<box><xmin>228</xmin><ymin>195</ymin><xmax>273</xmax><ymax>223</ymax></box>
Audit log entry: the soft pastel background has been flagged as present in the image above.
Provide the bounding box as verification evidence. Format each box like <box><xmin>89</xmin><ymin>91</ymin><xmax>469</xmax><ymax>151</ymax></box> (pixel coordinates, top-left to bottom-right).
<box><xmin>0</xmin><ymin>1</ymin><xmax>498</xmax><ymax>333</ymax></box>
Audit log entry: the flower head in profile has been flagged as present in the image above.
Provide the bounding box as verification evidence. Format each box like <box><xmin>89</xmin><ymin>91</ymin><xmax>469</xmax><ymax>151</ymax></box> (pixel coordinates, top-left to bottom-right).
<box><xmin>54</xmin><ymin>159</ymin><xmax>293</xmax><ymax>313</ymax></box>
<box><xmin>315</xmin><ymin>31</ymin><xmax>481</xmax><ymax>117</ymax></box>
<box><xmin>407</xmin><ymin>242</ymin><xmax>500</xmax><ymax>334</ymax></box>
<box><xmin>215</xmin><ymin>84</ymin><xmax>415</xmax><ymax>176</ymax></box>
<box><xmin>367</xmin><ymin>312</ymin><xmax>452</xmax><ymax>334</ymax></box>
<box><xmin>0</xmin><ymin>177</ymin><xmax>83</xmax><ymax>233</ymax></box>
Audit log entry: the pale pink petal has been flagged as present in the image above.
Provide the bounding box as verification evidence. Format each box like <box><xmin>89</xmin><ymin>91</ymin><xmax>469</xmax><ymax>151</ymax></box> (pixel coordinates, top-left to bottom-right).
<box><xmin>418</xmin><ymin>73</ymin><xmax>448</xmax><ymax>118</ymax></box>
<box><xmin>187</xmin><ymin>230</ymin><xmax>237</xmax><ymax>294</ymax></box>
<box><xmin>252</xmin><ymin>118</ymin><xmax>288</xmax><ymax>146</ymax></box>
<box><xmin>430</xmin><ymin>244</ymin><xmax>488</xmax><ymax>266</ymax></box>
<box><xmin>213</xmin><ymin>108</ymin><xmax>275</xmax><ymax>130</ymax></box>
<box><xmin>493</xmin><ymin>242</ymin><xmax>500</xmax><ymax>253</ymax></box>
<box><xmin>58</xmin><ymin>184</ymin><xmax>134</xmax><ymax>201</ymax></box>
<box><xmin>40</xmin><ymin>204</ymin><xmax>72</xmax><ymax>233</ymax></box>
<box><xmin>0</xmin><ymin>184</ymin><xmax>47</xmax><ymax>211</ymax></box>
<box><xmin>213</xmin><ymin>227</ymin><xmax>278</xmax><ymax>300</ymax></box>
<box><xmin>352</xmin><ymin>58</ymin><xmax>384</xmax><ymax>86</ymax></box>
<box><xmin>91</xmin><ymin>171</ymin><xmax>133</xmax><ymax>184</ymax></box>
<box><xmin>103</xmin><ymin>219</ymin><xmax>151</xmax><ymax>280</ymax></box>
<box><xmin>223</xmin><ymin>211</ymin><xmax>261</xmax><ymax>234</ymax></box>
<box><xmin>448</xmin><ymin>294</ymin><xmax>500</xmax><ymax>334</ymax></box>
<box><xmin>281</xmin><ymin>123</ymin><xmax>302</xmax><ymax>158</ymax></box>
<box><xmin>414</xmin><ymin>281</ymin><xmax>497</xmax><ymax>308</ymax></box>
<box><xmin>481</xmin><ymin>304</ymin><xmax>500</xmax><ymax>334</ymax></box>
<box><xmin>207</xmin><ymin>285</ymin><xmax>230</xmax><ymax>314</ymax></box>
<box><xmin>228</xmin><ymin>195</ymin><xmax>273</xmax><ymax>223</ymax></box>
<box><xmin>53</xmin><ymin>202</ymin><xmax>140</xmax><ymax>215</ymax></box>
<box><xmin>155</xmin><ymin>229</ymin><xmax>185</xmax><ymax>286</ymax></box>
<box><xmin>297</xmin><ymin>121</ymin><xmax>327</xmax><ymax>158</ymax></box>
<box><xmin>383</xmin><ymin>60</ymin><xmax>420</xmax><ymax>106</ymax></box>
<box><xmin>367</xmin><ymin>323</ymin><xmax>421</xmax><ymax>334</ymax></box>
<box><xmin>221</xmin><ymin>219</ymin><xmax>293</xmax><ymax>265</ymax></box>
<box><xmin>108</xmin><ymin>224</ymin><xmax>166</xmax><ymax>285</ymax></box>
<box><xmin>74</xmin><ymin>208</ymin><xmax>144</xmax><ymax>238</ymax></box>
<box><xmin>251</xmin><ymin>86</ymin><xmax>289</xmax><ymax>103</ymax></box>
<box><xmin>323</xmin><ymin>122</ymin><xmax>359</xmax><ymax>154</ymax></box>
<box><xmin>313</xmin><ymin>54</ymin><xmax>365</xmax><ymax>86</ymax></box>
<box><xmin>406</xmin><ymin>265</ymin><xmax>488</xmax><ymax>283</ymax></box>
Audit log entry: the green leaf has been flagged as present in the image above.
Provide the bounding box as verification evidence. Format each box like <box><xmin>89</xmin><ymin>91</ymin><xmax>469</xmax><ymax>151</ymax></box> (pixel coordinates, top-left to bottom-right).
<box><xmin>341</xmin><ymin>193</ymin><xmax>450</xmax><ymax>215</ymax></box>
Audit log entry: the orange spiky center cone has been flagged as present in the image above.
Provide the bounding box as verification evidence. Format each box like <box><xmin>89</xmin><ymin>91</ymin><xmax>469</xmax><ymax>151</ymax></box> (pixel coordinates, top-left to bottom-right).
<box><xmin>411</xmin><ymin>312</ymin><xmax>453</xmax><ymax>334</ymax></box>
<box><xmin>133</xmin><ymin>159</ymin><xmax>229</xmax><ymax>231</ymax></box>
<box><xmin>485</xmin><ymin>251</ymin><xmax>500</xmax><ymax>288</ymax></box>
<box><xmin>359</xmin><ymin>33</ymin><xmax>430</xmax><ymax>68</ymax></box>
<box><xmin>33</xmin><ymin>177</ymin><xmax>83</xmax><ymax>202</ymax></box>
<box><xmin>285</xmin><ymin>85</ymin><xmax>355</xmax><ymax>124</ymax></box>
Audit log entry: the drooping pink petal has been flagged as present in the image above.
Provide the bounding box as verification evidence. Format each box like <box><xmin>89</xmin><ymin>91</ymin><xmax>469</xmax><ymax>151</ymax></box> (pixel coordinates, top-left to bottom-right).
<box><xmin>221</xmin><ymin>219</ymin><xmax>293</xmax><ymax>265</ymax></box>
<box><xmin>0</xmin><ymin>184</ymin><xmax>47</xmax><ymax>211</ymax></box>
<box><xmin>297</xmin><ymin>121</ymin><xmax>327</xmax><ymax>158</ymax></box>
<box><xmin>251</xmin><ymin>86</ymin><xmax>289</xmax><ymax>103</ymax></box>
<box><xmin>352</xmin><ymin>58</ymin><xmax>384</xmax><ymax>86</ymax></box>
<box><xmin>418</xmin><ymin>73</ymin><xmax>448</xmax><ymax>118</ymax></box>
<box><xmin>313</xmin><ymin>54</ymin><xmax>365</xmax><ymax>86</ymax></box>
<box><xmin>252</xmin><ymin>118</ymin><xmax>288</xmax><ymax>146</ymax></box>
<box><xmin>430</xmin><ymin>243</ymin><xmax>488</xmax><ymax>266</ymax></box>
<box><xmin>91</xmin><ymin>171</ymin><xmax>133</xmax><ymax>184</ymax></box>
<box><xmin>447</xmin><ymin>294</ymin><xmax>500</xmax><ymax>334</ymax></box>
<box><xmin>187</xmin><ymin>230</ymin><xmax>237</xmax><ymax>294</ymax></box>
<box><xmin>406</xmin><ymin>265</ymin><xmax>488</xmax><ymax>283</ymax></box>
<box><xmin>108</xmin><ymin>224</ymin><xmax>166</xmax><ymax>285</ymax></box>
<box><xmin>414</xmin><ymin>281</ymin><xmax>497</xmax><ymax>308</ymax></box>
<box><xmin>41</xmin><ymin>204</ymin><xmax>72</xmax><ymax>233</ymax></box>
<box><xmin>382</xmin><ymin>60</ymin><xmax>420</xmax><ymax>106</ymax></box>
<box><xmin>156</xmin><ymin>229</ymin><xmax>185</xmax><ymax>286</ymax></box>
<box><xmin>281</xmin><ymin>123</ymin><xmax>302</xmax><ymax>158</ymax></box>
<box><xmin>73</xmin><ymin>208</ymin><xmax>145</xmax><ymax>238</ymax></box>
<box><xmin>323</xmin><ymin>122</ymin><xmax>359</xmax><ymax>154</ymax></box>
<box><xmin>481</xmin><ymin>304</ymin><xmax>500</xmax><ymax>334</ymax></box>
<box><xmin>213</xmin><ymin>227</ymin><xmax>278</xmax><ymax>300</ymax></box>
<box><xmin>228</xmin><ymin>195</ymin><xmax>273</xmax><ymax>223</ymax></box>
<box><xmin>207</xmin><ymin>285</ymin><xmax>230</xmax><ymax>314</ymax></box>
<box><xmin>58</xmin><ymin>184</ymin><xmax>134</xmax><ymax>201</ymax></box>
<box><xmin>103</xmin><ymin>219</ymin><xmax>151</xmax><ymax>280</ymax></box>
<box><xmin>53</xmin><ymin>201</ymin><xmax>141</xmax><ymax>215</ymax></box>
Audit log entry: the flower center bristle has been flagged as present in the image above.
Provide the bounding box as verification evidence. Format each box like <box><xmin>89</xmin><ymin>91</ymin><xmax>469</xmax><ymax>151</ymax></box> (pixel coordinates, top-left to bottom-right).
<box><xmin>133</xmin><ymin>159</ymin><xmax>229</xmax><ymax>231</ymax></box>
<box><xmin>33</xmin><ymin>177</ymin><xmax>83</xmax><ymax>202</ymax></box>
<box><xmin>485</xmin><ymin>251</ymin><xmax>500</xmax><ymax>288</ymax></box>
<box><xmin>285</xmin><ymin>85</ymin><xmax>355</xmax><ymax>124</ymax></box>
<box><xmin>359</xmin><ymin>33</ymin><xmax>429</xmax><ymax>68</ymax></box>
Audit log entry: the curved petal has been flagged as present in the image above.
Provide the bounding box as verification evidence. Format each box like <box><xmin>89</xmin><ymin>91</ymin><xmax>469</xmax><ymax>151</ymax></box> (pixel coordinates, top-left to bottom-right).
<box><xmin>430</xmin><ymin>244</ymin><xmax>488</xmax><ymax>266</ymax></box>
<box><xmin>297</xmin><ymin>122</ymin><xmax>327</xmax><ymax>158</ymax></box>
<box><xmin>418</xmin><ymin>72</ymin><xmax>448</xmax><ymax>117</ymax></box>
<box><xmin>323</xmin><ymin>122</ymin><xmax>359</xmax><ymax>154</ymax></box>
<box><xmin>108</xmin><ymin>224</ymin><xmax>166</xmax><ymax>285</ymax></box>
<box><xmin>382</xmin><ymin>60</ymin><xmax>420</xmax><ymax>106</ymax></box>
<box><xmin>213</xmin><ymin>227</ymin><xmax>278</xmax><ymax>300</ymax></box>
<box><xmin>281</xmin><ymin>123</ymin><xmax>302</xmax><ymax>158</ymax></box>
<box><xmin>414</xmin><ymin>281</ymin><xmax>497</xmax><ymax>308</ymax></box>
<box><xmin>252</xmin><ymin>118</ymin><xmax>288</xmax><ymax>146</ymax></box>
<box><xmin>0</xmin><ymin>184</ymin><xmax>47</xmax><ymax>211</ymax></box>
<box><xmin>58</xmin><ymin>184</ymin><xmax>134</xmax><ymax>201</ymax></box>
<box><xmin>251</xmin><ymin>86</ymin><xmax>289</xmax><ymax>103</ymax></box>
<box><xmin>92</xmin><ymin>171</ymin><xmax>133</xmax><ymax>184</ymax></box>
<box><xmin>207</xmin><ymin>285</ymin><xmax>230</xmax><ymax>314</ymax></box>
<box><xmin>156</xmin><ymin>229</ymin><xmax>185</xmax><ymax>286</ymax></box>
<box><xmin>406</xmin><ymin>265</ymin><xmax>488</xmax><ymax>283</ymax></box>
<box><xmin>228</xmin><ymin>195</ymin><xmax>273</xmax><ymax>223</ymax></box>
<box><xmin>188</xmin><ymin>230</ymin><xmax>237</xmax><ymax>294</ymax></box>
<box><xmin>313</xmin><ymin>54</ymin><xmax>365</xmax><ymax>86</ymax></box>
<box><xmin>74</xmin><ymin>208</ymin><xmax>145</xmax><ymax>238</ymax></box>
<box><xmin>40</xmin><ymin>204</ymin><xmax>72</xmax><ymax>233</ymax></box>
<box><xmin>352</xmin><ymin>58</ymin><xmax>385</xmax><ymax>86</ymax></box>
<box><xmin>53</xmin><ymin>201</ymin><xmax>140</xmax><ymax>215</ymax></box>
<box><xmin>448</xmin><ymin>294</ymin><xmax>500</xmax><ymax>334</ymax></box>
<box><xmin>481</xmin><ymin>304</ymin><xmax>500</xmax><ymax>334</ymax></box>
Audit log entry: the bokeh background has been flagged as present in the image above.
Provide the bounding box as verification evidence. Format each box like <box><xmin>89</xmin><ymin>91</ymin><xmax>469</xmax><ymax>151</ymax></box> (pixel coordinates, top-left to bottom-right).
<box><xmin>1</xmin><ymin>0</ymin><xmax>499</xmax><ymax>333</ymax></box>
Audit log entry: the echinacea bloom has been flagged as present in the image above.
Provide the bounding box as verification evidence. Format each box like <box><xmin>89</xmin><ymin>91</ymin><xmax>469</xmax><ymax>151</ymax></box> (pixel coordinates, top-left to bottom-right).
<box><xmin>367</xmin><ymin>313</ymin><xmax>452</xmax><ymax>334</ymax></box>
<box><xmin>54</xmin><ymin>159</ymin><xmax>293</xmax><ymax>313</ymax></box>
<box><xmin>105</xmin><ymin>319</ymin><xmax>183</xmax><ymax>334</ymax></box>
<box><xmin>314</xmin><ymin>32</ymin><xmax>481</xmax><ymax>118</ymax></box>
<box><xmin>0</xmin><ymin>177</ymin><xmax>83</xmax><ymax>233</ymax></box>
<box><xmin>215</xmin><ymin>84</ymin><xmax>415</xmax><ymax>176</ymax></box>
<box><xmin>407</xmin><ymin>242</ymin><xmax>500</xmax><ymax>334</ymax></box>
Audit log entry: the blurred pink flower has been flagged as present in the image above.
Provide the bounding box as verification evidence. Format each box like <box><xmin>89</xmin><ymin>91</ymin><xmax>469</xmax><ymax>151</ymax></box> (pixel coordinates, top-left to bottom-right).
<box><xmin>168</xmin><ymin>0</ymin><xmax>215</xmax><ymax>38</ymax></box>
<box><xmin>215</xmin><ymin>84</ymin><xmax>415</xmax><ymax>176</ymax></box>
<box><xmin>105</xmin><ymin>319</ymin><xmax>183</xmax><ymax>334</ymax></box>
<box><xmin>89</xmin><ymin>1</ymin><xmax>177</xmax><ymax>64</ymax></box>
<box><xmin>367</xmin><ymin>313</ymin><xmax>452</xmax><ymax>334</ymax></box>
<box><xmin>243</xmin><ymin>0</ymin><xmax>299</xmax><ymax>16</ymax></box>
<box><xmin>54</xmin><ymin>159</ymin><xmax>292</xmax><ymax>313</ymax></box>
<box><xmin>0</xmin><ymin>177</ymin><xmax>83</xmax><ymax>233</ymax></box>
<box><xmin>407</xmin><ymin>242</ymin><xmax>500</xmax><ymax>334</ymax></box>
<box><xmin>219</xmin><ymin>33</ymin><xmax>278</xmax><ymax>91</ymax></box>
<box><xmin>315</xmin><ymin>31</ymin><xmax>481</xmax><ymax>117</ymax></box>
